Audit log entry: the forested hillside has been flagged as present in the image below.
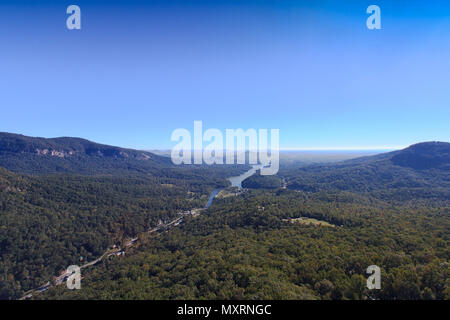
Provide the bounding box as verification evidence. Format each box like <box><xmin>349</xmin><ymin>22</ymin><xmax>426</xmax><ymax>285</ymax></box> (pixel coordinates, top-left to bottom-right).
<box><xmin>1</xmin><ymin>136</ymin><xmax>448</xmax><ymax>300</ymax></box>
<box><xmin>0</xmin><ymin>132</ymin><xmax>174</xmax><ymax>175</ymax></box>
<box><xmin>0</xmin><ymin>166</ymin><xmax>233</xmax><ymax>299</ymax></box>
<box><xmin>279</xmin><ymin>142</ymin><xmax>450</xmax><ymax>203</ymax></box>
<box><xmin>41</xmin><ymin>189</ymin><xmax>449</xmax><ymax>300</ymax></box>
<box><xmin>0</xmin><ymin>134</ymin><xmax>248</xmax><ymax>299</ymax></box>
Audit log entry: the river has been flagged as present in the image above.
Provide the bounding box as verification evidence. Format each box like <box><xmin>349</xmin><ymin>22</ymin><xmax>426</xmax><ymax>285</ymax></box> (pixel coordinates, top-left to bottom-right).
<box><xmin>21</xmin><ymin>164</ymin><xmax>263</xmax><ymax>300</ymax></box>
<box><xmin>205</xmin><ymin>164</ymin><xmax>263</xmax><ymax>209</ymax></box>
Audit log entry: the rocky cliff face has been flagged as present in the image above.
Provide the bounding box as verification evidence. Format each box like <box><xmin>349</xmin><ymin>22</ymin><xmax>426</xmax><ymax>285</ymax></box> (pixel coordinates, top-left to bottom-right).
<box><xmin>0</xmin><ymin>132</ymin><xmax>158</xmax><ymax>160</ymax></box>
<box><xmin>35</xmin><ymin>149</ymin><xmax>72</xmax><ymax>158</ymax></box>
<box><xmin>0</xmin><ymin>132</ymin><xmax>172</xmax><ymax>175</ymax></box>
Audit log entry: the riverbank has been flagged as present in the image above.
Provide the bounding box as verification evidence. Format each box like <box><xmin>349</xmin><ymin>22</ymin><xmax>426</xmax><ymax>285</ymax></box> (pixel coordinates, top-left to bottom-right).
<box><xmin>21</xmin><ymin>165</ymin><xmax>261</xmax><ymax>299</ymax></box>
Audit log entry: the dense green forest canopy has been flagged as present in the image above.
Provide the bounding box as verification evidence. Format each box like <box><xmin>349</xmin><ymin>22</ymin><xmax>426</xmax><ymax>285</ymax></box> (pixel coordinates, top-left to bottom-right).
<box><xmin>278</xmin><ymin>142</ymin><xmax>450</xmax><ymax>203</ymax></box>
<box><xmin>241</xmin><ymin>170</ymin><xmax>282</xmax><ymax>189</ymax></box>
<box><xmin>0</xmin><ymin>135</ymin><xmax>448</xmax><ymax>300</ymax></box>
<box><xmin>41</xmin><ymin>189</ymin><xmax>449</xmax><ymax>300</ymax></box>
<box><xmin>0</xmin><ymin>134</ymin><xmax>248</xmax><ymax>299</ymax></box>
<box><xmin>0</xmin><ymin>165</ymin><xmax>246</xmax><ymax>299</ymax></box>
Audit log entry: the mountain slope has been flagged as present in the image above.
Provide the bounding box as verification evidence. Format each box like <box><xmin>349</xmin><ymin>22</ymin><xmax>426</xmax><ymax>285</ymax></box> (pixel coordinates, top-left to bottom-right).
<box><xmin>390</xmin><ymin>142</ymin><xmax>450</xmax><ymax>170</ymax></box>
<box><xmin>0</xmin><ymin>165</ymin><xmax>214</xmax><ymax>299</ymax></box>
<box><xmin>0</xmin><ymin>133</ymin><xmax>250</xmax><ymax>299</ymax></box>
<box><xmin>0</xmin><ymin>132</ymin><xmax>172</xmax><ymax>175</ymax></box>
<box><xmin>282</xmin><ymin>142</ymin><xmax>450</xmax><ymax>202</ymax></box>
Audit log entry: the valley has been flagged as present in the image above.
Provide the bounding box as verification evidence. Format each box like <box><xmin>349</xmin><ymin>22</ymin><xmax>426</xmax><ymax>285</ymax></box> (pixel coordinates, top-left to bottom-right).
<box><xmin>0</xmin><ymin>134</ymin><xmax>448</xmax><ymax>300</ymax></box>
<box><xmin>18</xmin><ymin>166</ymin><xmax>260</xmax><ymax>300</ymax></box>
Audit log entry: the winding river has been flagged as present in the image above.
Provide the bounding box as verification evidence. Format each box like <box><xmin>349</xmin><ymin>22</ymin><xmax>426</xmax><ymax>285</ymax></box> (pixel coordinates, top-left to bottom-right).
<box><xmin>19</xmin><ymin>165</ymin><xmax>263</xmax><ymax>300</ymax></box>
<box><xmin>205</xmin><ymin>164</ymin><xmax>263</xmax><ymax>209</ymax></box>
<box><xmin>21</xmin><ymin>164</ymin><xmax>264</xmax><ymax>299</ymax></box>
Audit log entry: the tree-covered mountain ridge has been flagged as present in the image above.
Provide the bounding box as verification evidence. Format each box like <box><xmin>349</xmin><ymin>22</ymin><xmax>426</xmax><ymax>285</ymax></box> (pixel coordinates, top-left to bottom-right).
<box><xmin>340</xmin><ymin>141</ymin><xmax>450</xmax><ymax>170</ymax></box>
<box><xmin>0</xmin><ymin>132</ymin><xmax>176</xmax><ymax>175</ymax></box>
<box><xmin>0</xmin><ymin>132</ymin><xmax>166</xmax><ymax>161</ymax></box>
<box><xmin>248</xmin><ymin>142</ymin><xmax>450</xmax><ymax>202</ymax></box>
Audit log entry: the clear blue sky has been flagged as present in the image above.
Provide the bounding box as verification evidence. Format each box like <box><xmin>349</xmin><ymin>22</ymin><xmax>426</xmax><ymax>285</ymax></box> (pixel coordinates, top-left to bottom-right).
<box><xmin>1</xmin><ymin>0</ymin><xmax>449</xmax><ymax>149</ymax></box>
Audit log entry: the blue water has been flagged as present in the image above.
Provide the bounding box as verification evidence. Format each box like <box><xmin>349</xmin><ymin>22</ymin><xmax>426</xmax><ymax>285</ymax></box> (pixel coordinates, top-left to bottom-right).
<box><xmin>205</xmin><ymin>189</ymin><xmax>221</xmax><ymax>208</ymax></box>
<box><xmin>205</xmin><ymin>165</ymin><xmax>263</xmax><ymax>208</ymax></box>
<box><xmin>227</xmin><ymin>165</ymin><xmax>263</xmax><ymax>188</ymax></box>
